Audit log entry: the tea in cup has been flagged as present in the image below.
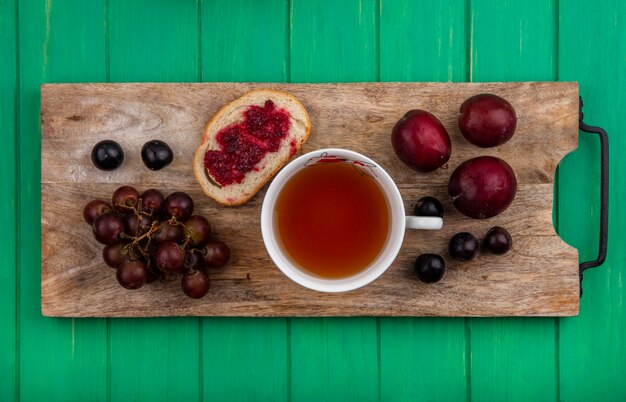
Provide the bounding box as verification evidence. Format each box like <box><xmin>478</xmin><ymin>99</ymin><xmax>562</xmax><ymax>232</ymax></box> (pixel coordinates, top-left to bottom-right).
<box><xmin>261</xmin><ymin>148</ymin><xmax>442</xmax><ymax>292</ymax></box>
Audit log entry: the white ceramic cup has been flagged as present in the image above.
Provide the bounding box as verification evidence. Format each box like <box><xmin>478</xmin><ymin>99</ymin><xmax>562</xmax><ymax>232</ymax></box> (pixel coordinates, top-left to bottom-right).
<box><xmin>261</xmin><ymin>148</ymin><xmax>443</xmax><ymax>292</ymax></box>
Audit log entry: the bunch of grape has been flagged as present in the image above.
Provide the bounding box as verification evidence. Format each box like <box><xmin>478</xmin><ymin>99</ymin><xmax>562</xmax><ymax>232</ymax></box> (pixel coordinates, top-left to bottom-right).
<box><xmin>83</xmin><ymin>186</ymin><xmax>230</xmax><ymax>299</ymax></box>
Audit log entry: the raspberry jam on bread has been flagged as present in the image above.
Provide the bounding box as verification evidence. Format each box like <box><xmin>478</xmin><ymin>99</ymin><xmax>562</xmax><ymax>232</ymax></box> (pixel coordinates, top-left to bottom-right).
<box><xmin>204</xmin><ymin>100</ymin><xmax>291</xmax><ymax>186</ymax></box>
<box><xmin>193</xmin><ymin>89</ymin><xmax>311</xmax><ymax>206</ymax></box>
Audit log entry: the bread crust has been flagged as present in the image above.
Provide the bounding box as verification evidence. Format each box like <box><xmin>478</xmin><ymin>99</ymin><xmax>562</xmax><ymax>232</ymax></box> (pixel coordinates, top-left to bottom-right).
<box><xmin>193</xmin><ymin>89</ymin><xmax>311</xmax><ymax>206</ymax></box>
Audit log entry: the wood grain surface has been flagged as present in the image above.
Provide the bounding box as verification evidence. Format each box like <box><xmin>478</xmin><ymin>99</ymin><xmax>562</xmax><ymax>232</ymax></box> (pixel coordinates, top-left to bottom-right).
<box><xmin>40</xmin><ymin>81</ymin><xmax>579</xmax><ymax>317</ymax></box>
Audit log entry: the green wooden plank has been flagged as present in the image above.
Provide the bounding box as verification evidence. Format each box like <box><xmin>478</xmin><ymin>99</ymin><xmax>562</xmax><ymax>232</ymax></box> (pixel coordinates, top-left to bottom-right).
<box><xmin>201</xmin><ymin>0</ymin><xmax>288</xmax><ymax>82</ymax></box>
<box><xmin>290</xmin><ymin>1</ymin><xmax>379</xmax><ymax>400</ymax></box>
<box><xmin>379</xmin><ymin>1</ymin><xmax>468</xmax><ymax>401</ymax></box>
<box><xmin>200</xmin><ymin>1</ymin><xmax>289</xmax><ymax>400</ymax></box>
<box><xmin>290</xmin><ymin>318</ymin><xmax>379</xmax><ymax>401</ymax></box>
<box><xmin>380</xmin><ymin>319</ymin><xmax>467</xmax><ymax>402</ymax></box>
<box><xmin>200</xmin><ymin>318</ymin><xmax>287</xmax><ymax>401</ymax></box>
<box><xmin>468</xmin><ymin>1</ymin><xmax>558</xmax><ymax>401</ymax></box>
<box><xmin>18</xmin><ymin>1</ymin><xmax>108</xmax><ymax>401</ymax></box>
<box><xmin>108</xmin><ymin>1</ymin><xmax>200</xmax><ymax>401</ymax></box>
<box><xmin>469</xmin><ymin>0</ymin><xmax>557</xmax><ymax>83</ymax></box>
<box><xmin>109</xmin><ymin>0</ymin><xmax>199</xmax><ymax>83</ymax></box>
<box><xmin>380</xmin><ymin>0</ymin><xmax>467</xmax><ymax>82</ymax></box>
<box><xmin>0</xmin><ymin>0</ymin><xmax>17</xmax><ymax>399</ymax></box>
<box><xmin>109</xmin><ymin>319</ymin><xmax>199</xmax><ymax>401</ymax></box>
<box><xmin>290</xmin><ymin>0</ymin><xmax>378</xmax><ymax>83</ymax></box>
<box><xmin>470</xmin><ymin>318</ymin><xmax>557</xmax><ymax>401</ymax></box>
<box><xmin>558</xmin><ymin>1</ymin><xmax>626</xmax><ymax>400</ymax></box>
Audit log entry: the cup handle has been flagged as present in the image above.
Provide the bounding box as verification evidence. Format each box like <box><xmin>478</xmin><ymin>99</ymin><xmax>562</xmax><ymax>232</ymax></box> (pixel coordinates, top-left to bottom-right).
<box><xmin>405</xmin><ymin>216</ymin><xmax>443</xmax><ymax>230</ymax></box>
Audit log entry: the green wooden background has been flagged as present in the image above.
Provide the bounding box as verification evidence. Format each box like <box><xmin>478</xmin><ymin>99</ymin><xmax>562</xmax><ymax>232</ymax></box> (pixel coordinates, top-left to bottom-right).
<box><xmin>1</xmin><ymin>0</ymin><xmax>624</xmax><ymax>401</ymax></box>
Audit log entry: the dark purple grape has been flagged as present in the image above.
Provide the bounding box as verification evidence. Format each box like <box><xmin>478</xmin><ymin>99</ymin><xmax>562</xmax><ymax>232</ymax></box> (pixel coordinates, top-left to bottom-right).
<box><xmin>91</xmin><ymin>140</ymin><xmax>124</xmax><ymax>171</ymax></box>
<box><xmin>102</xmin><ymin>243</ymin><xmax>127</xmax><ymax>268</ymax></box>
<box><xmin>158</xmin><ymin>271</ymin><xmax>179</xmax><ymax>282</ymax></box>
<box><xmin>153</xmin><ymin>222</ymin><xmax>184</xmax><ymax>243</ymax></box>
<box><xmin>181</xmin><ymin>270</ymin><xmax>210</xmax><ymax>299</ymax></box>
<box><xmin>448</xmin><ymin>232</ymin><xmax>479</xmax><ymax>261</ymax></box>
<box><xmin>413</xmin><ymin>196</ymin><xmax>444</xmax><ymax>218</ymax></box>
<box><xmin>414</xmin><ymin>253</ymin><xmax>445</xmax><ymax>283</ymax></box>
<box><xmin>125</xmin><ymin>213</ymin><xmax>153</xmax><ymax>237</ymax></box>
<box><xmin>125</xmin><ymin>214</ymin><xmax>140</xmax><ymax>237</ymax></box>
<box><xmin>183</xmin><ymin>216</ymin><xmax>211</xmax><ymax>247</ymax></box>
<box><xmin>146</xmin><ymin>269</ymin><xmax>159</xmax><ymax>284</ymax></box>
<box><xmin>112</xmin><ymin>186</ymin><xmax>140</xmax><ymax>212</ymax></box>
<box><xmin>483</xmin><ymin>226</ymin><xmax>513</xmax><ymax>255</ymax></box>
<box><xmin>83</xmin><ymin>200</ymin><xmax>113</xmax><ymax>225</ymax></box>
<box><xmin>141</xmin><ymin>140</ymin><xmax>173</xmax><ymax>171</ymax></box>
<box><xmin>136</xmin><ymin>235</ymin><xmax>155</xmax><ymax>257</ymax></box>
<box><xmin>116</xmin><ymin>260</ymin><xmax>148</xmax><ymax>290</ymax></box>
<box><xmin>139</xmin><ymin>214</ymin><xmax>154</xmax><ymax>234</ymax></box>
<box><xmin>154</xmin><ymin>241</ymin><xmax>185</xmax><ymax>272</ymax></box>
<box><xmin>200</xmin><ymin>241</ymin><xmax>230</xmax><ymax>269</ymax></box>
<box><xmin>184</xmin><ymin>250</ymin><xmax>202</xmax><ymax>272</ymax></box>
<box><xmin>164</xmin><ymin>192</ymin><xmax>194</xmax><ymax>221</ymax></box>
<box><xmin>92</xmin><ymin>213</ymin><xmax>126</xmax><ymax>245</ymax></box>
<box><xmin>146</xmin><ymin>271</ymin><xmax>159</xmax><ymax>284</ymax></box>
<box><xmin>141</xmin><ymin>189</ymin><xmax>164</xmax><ymax>215</ymax></box>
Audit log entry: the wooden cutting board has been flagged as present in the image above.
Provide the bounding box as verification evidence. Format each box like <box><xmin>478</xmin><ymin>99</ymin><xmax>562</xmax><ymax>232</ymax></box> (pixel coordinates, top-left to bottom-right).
<box><xmin>40</xmin><ymin>82</ymin><xmax>580</xmax><ymax>317</ymax></box>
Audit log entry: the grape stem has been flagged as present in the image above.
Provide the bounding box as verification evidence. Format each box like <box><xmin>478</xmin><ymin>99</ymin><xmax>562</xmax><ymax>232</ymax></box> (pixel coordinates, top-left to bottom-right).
<box><xmin>123</xmin><ymin>217</ymin><xmax>181</xmax><ymax>261</ymax></box>
<box><xmin>131</xmin><ymin>220</ymin><xmax>161</xmax><ymax>244</ymax></box>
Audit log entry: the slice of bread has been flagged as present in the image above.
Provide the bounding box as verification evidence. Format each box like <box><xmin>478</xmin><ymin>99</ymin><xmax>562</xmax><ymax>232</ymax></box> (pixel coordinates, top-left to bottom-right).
<box><xmin>193</xmin><ymin>89</ymin><xmax>311</xmax><ymax>206</ymax></box>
